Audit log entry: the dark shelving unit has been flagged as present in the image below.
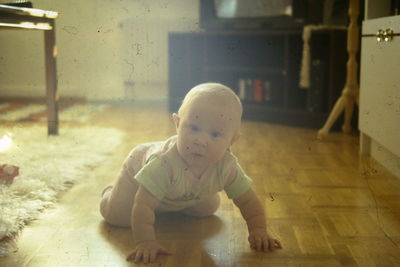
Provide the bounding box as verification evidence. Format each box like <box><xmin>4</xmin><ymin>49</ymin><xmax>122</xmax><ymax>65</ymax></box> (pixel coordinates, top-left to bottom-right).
<box><xmin>168</xmin><ymin>29</ymin><xmax>348</xmax><ymax>128</ymax></box>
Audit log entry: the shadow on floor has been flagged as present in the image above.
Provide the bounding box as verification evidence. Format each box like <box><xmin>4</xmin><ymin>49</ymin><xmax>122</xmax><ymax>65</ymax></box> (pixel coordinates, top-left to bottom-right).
<box><xmin>98</xmin><ymin>212</ymin><xmax>223</xmax><ymax>266</ymax></box>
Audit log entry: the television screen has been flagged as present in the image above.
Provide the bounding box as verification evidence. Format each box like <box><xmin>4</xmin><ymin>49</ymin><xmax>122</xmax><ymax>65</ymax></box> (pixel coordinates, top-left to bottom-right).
<box><xmin>200</xmin><ymin>0</ymin><xmax>308</xmax><ymax>31</ymax></box>
<box><xmin>214</xmin><ymin>0</ymin><xmax>293</xmax><ymax>19</ymax></box>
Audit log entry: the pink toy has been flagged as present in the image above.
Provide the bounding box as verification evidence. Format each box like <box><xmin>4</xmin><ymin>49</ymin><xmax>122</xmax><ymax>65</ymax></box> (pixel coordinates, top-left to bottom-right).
<box><xmin>0</xmin><ymin>164</ymin><xmax>19</xmax><ymax>185</ymax></box>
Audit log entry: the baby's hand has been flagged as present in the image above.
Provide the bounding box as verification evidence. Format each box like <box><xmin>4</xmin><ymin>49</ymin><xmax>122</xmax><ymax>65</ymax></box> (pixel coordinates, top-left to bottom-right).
<box><xmin>248</xmin><ymin>228</ymin><xmax>282</xmax><ymax>252</ymax></box>
<box><xmin>126</xmin><ymin>240</ymin><xmax>172</xmax><ymax>264</ymax></box>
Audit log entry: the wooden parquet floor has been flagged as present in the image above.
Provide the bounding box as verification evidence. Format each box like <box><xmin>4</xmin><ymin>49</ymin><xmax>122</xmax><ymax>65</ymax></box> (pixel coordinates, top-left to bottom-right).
<box><xmin>1</xmin><ymin>105</ymin><xmax>400</xmax><ymax>267</ymax></box>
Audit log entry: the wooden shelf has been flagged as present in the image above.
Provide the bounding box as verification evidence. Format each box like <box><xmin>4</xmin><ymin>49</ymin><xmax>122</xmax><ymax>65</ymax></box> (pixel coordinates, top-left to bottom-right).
<box><xmin>203</xmin><ymin>66</ymin><xmax>285</xmax><ymax>75</ymax></box>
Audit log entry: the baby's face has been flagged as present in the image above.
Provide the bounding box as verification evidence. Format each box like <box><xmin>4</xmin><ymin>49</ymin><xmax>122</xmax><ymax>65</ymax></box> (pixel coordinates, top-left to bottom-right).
<box><xmin>174</xmin><ymin>97</ymin><xmax>240</xmax><ymax>171</ymax></box>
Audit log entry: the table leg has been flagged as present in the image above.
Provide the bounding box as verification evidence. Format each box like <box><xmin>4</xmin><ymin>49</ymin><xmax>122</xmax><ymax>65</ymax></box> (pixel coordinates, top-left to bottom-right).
<box><xmin>44</xmin><ymin>20</ymin><xmax>59</xmax><ymax>135</ymax></box>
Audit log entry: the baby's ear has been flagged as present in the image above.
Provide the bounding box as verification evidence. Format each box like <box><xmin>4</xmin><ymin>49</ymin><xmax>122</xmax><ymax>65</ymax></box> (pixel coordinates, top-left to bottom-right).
<box><xmin>172</xmin><ymin>113</ymin><xmax>180</xmax><ymax>130</ymax></box>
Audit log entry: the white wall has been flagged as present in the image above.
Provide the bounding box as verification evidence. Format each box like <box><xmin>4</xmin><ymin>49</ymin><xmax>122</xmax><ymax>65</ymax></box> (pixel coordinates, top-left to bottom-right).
<box><xmin>0</xmin><ymin>0</ymin><xmax>199</xmax><ymax>102</ymax></box>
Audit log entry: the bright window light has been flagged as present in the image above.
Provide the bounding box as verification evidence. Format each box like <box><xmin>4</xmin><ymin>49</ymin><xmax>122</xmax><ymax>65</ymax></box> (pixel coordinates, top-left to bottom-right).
<box><xmin>0</xmin><ymin>132</ymin><xmax>13</xmax><ymax>153</ymax></box>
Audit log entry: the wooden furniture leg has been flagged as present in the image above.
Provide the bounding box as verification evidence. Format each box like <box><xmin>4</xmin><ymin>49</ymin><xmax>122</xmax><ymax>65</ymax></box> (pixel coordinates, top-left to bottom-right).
<box><xmin>44</xmin><ymin>20</ymin><xmax>59</xmax><ymax>135</ymax></box>
<box><xmin>0</xmin><ymin>4</ymin><xmax>59</xmax><ymax>135</ymax></box>
<box><xmin>317</xmin><ymin>0</ymin><xmax>359</xmax><ymax>139</ymax></box>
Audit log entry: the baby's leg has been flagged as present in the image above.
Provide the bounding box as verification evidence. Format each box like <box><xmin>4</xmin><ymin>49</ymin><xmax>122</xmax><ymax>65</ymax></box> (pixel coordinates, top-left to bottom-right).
<box><xmin>100</xmin><ymin>166</ymin><xmax>139</xmax><ymax>227</ymax></box>
<box><xmin>182</xmin><ymin>194</ymin><xmax>220</xmax><ymax>217</ymax></box>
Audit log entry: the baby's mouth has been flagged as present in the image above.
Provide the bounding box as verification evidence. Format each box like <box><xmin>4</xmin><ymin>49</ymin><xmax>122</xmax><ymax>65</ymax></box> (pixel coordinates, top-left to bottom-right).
<box><xmin>192</xmin><ymin>153</ymin><xmax>204</xmax><ymax>158</ymax></box>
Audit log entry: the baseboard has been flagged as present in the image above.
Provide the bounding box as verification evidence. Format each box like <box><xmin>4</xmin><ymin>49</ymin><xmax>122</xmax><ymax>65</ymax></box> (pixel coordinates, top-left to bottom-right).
<box><xmin>0</xmin><ymin>96</ymin><xmax>169</xmax><ymax>111</ymax></box>
<box><xmin>0</xmin><ymin>96</ymin><xmax>86</xmax><ymax>105</ymax></box>
<box><xmin>86</xmin><ymin>98</ymin><xmax>168</xmax><ymax>109</ymax></box>
<box><xmin>371</xmin><ymin>138</ymin><xmax>400</xmax><ymax>179</ymax></box>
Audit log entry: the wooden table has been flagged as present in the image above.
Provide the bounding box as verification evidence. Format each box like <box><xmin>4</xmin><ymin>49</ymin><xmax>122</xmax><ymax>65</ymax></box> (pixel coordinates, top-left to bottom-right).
<box><xmin>0</xmin><ymin>4</ymin><xmax>59</xmax><ymax>135</ymax></box>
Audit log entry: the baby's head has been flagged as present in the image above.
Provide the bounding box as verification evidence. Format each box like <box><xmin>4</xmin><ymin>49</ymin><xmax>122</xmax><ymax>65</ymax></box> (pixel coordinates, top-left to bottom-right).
<box><xmin>178</xmin><ymin>83</ymin><xmax>242</xmax><ymax>131</ymax></box>
<box><xmin>173</xmin><ymin>83</ymin><xmax>242</xmax><ymax>169</ymax></box>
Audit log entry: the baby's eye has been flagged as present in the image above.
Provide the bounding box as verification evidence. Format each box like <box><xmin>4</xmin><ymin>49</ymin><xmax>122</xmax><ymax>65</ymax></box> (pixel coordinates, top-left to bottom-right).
<box><xmin>190</xmin><ymin>125</ymin><xmax>200</xmax><ymax>132</ymax></box>
<box><xmin>211</xmin><ymin>131</ymin><xmax>221</xmax><ymax>138</ymax></box>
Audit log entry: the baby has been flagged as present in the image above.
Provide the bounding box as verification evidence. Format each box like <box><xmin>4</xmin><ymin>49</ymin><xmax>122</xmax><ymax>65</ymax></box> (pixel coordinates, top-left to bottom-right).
<box><xmin>100</xmin><ymin>83</ymin><xmax>281</xmax><ymax>264</ymax></box>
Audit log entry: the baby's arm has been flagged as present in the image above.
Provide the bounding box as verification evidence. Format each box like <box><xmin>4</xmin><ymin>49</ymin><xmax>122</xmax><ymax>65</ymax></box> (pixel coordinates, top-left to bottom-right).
<box><xmin>233</xmin><ymin>188</ymin><xmax>282</xmax><ymax>252</ymax></box>
<box><xmin>126</xmin><ymin>185</ymin><xmax>172</xmax><ymax>263</ymax></box>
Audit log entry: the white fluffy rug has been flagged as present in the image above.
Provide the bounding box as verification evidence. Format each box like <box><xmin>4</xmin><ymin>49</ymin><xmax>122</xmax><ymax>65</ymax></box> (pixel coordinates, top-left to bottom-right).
<box><xmin>0</xmin><ymin>125</ymin><xmax>123</xmax><ymax>256</ymax></box>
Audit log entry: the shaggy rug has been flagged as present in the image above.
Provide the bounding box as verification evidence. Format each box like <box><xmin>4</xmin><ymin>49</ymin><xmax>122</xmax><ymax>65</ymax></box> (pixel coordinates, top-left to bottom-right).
<box><xmin>0</xmin><ymin>125</ymin><xmax>124</xmax><ymax>256</ymax></box>
<box><xmin>0</xmin><ymin>103</ymin><xmax>108</xmax><ymax>122</ymax></box>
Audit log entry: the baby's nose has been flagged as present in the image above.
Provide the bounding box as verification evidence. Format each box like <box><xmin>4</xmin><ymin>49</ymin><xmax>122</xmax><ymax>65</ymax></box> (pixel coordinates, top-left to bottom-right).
<box><xmin>194</xmin><ymin>134</ymin><xmax>208</xmax><ymax>147</ymax></box>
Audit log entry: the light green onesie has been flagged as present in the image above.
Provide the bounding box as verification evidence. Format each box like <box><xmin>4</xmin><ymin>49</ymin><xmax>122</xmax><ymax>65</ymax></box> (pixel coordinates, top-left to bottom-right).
<box><xmin>134</xmin><ymin>136</ymin><xmax>252</xmax><ymax>211</ymax></box>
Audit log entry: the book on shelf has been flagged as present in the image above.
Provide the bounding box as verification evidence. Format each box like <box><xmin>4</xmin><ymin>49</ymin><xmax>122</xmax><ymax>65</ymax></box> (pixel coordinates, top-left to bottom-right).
<box><xmin>237</xmin><ymin>78</ymin><xmax>273</xmax><ymax>104</ymax></box>
<box><xmin>263</xmin><ymin>80</ymin><xmax>271</xmax><ymax>102</ymax></box>
<box><xmin>253</xmin><ymin>79</ymin><xmax>263</xmax><ymax>103</ymax></box>
<box><xmin>238</xmin><ymin>79</ymin><xmax>246</xmax><ymax>100</ymax></box>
